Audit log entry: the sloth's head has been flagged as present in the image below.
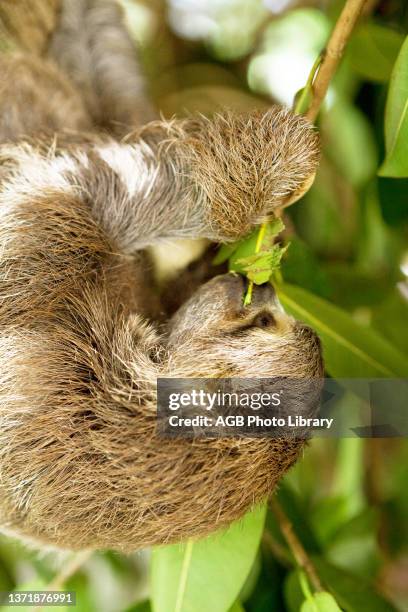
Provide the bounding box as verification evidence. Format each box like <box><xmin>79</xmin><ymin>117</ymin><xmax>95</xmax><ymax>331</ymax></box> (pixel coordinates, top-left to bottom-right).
<box><xmin>168</xmin><ymin>273</ymin><xmax>323</xmax><ymax>379</ymax></box>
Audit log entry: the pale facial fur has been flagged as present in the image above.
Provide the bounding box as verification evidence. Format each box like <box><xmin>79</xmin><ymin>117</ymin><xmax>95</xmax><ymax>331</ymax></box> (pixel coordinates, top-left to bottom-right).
<box><xmin>0</xmin><ymin>0</ymin><xmax>322</xmax><ymax>552</ymax></box>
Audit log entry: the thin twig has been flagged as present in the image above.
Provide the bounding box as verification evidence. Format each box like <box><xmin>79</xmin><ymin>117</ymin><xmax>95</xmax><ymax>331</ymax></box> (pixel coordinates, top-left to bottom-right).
<box><xmin>262</xmin><ymin>530</ymin><xmax>292</xmax><ymax>568</ymax></box>
<box><xmin>293</xmin><ymin>55</ymin><xmax>323</xmax><ymax>116</ymax></box>
<box><xmin>33</xmin><ymin>550</ymin><xmax>92</xmax><ymax>612</ymax></box>
<box><xmin>269</xmin><ymin>498</ymin><xmax>324</xmax><ymax>592</ymax></box>
<box><xmin>305</xmin><ymin>0</ymin><xmax>368</xmax><ymax>122</ymax></box>
<box><xmin>243</xmin><ymin>0</ymin><xmax>368</xmax><ymax>305</ymax></box>
<box><xmin>243</xmin><ymin>222</ymin><xmax>267</xmax><ymax>306</ymax></box>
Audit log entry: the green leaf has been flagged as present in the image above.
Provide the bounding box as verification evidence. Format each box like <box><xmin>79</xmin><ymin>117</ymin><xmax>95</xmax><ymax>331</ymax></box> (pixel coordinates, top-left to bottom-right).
<box><xmin>0</xmin><ymin>580</ymin><xmax>47</xmax><ymax>612</ymax></box>
<box><xmin>322</xmin><ymin>101</ymin><xmax>378</xmax><ymax>186</ymax></box>
<box><xmin>322</xmin><ymin>264</ymin><xmax>391</xmax><ymax>310</ymax></box>
<box><xmin>267</xmin><ymin>216</ymin><xmax>285</xmax><ymax>236</ymax></box>
<box><xmin>151</xmin><ymin>505</ymin><xmax>266</xmax><ymax>612</ymax></box>
<box><xmin>296</xmin><ymin>162</ymin><xmax>354</xmax><ymax>257</ymax></box>
<box><xmin>332</xmin><ymin>437</ymin><xmax>365</xmax><ymax>520</ymax></box>
<box><xmin>284</xmin><ymin>570</ymin><xmax>307</xmax><ymax>612</ymax></box>
<box><xmin>378</xmin><ymin>176</ymin><xmax>408</xmax><ymax>225</ymax></box>
<box><xmin>355</xmin><ymin>184</ymin><xmax>400</xmax><ymax>275</ymax></box>
<box><xmin>125</xmin><ymin>602</ymin><xmax>152</xmax><ymax>612</ymax></box>
<box><xmin>228</xmin><ymin>602</ymin><xmax>245</xmax><ymax>612</ymax></box>
<box><xmin>281</xmin><ymin>238</ymin><xmax>331</xmax><ymax>298</ymax></box>
<box><xmin>236</xmin><ymin>244</ymin><xmax>288</xmax><ymax>284</ymax></box>
<box><xmin>379</xmin><ymin>36</ymin><xmax>408</xmax><ymax>177</ymax></box>
<box><xmin>285</xmin><ymin>561</ymin><xmax>397</xmax><ymax>612</ymax></box>
<box><xmin>227</xmin><ymin>218</ymin><xmax>286</xmax><ymax>283</ymax></box>
<box><xmin>213</xmin><ymin>243</ymin><xmax>239</xmax><ymax>265</ymax></box>
<box><xmin>313</xmin><ymin>558</ymin><xmax>397</xmax><ymax>612</ymax></box>
<box><xmin>349</xmin><ymin>23</ymin><xmax>404</xmax><ymax>83</ymax></box>
<box><xmin>214</xmin><ymin>219</ymin><xmax>284</xmax><ymax>269</ymax></box>
<box><xmin>301</xmin><ymin>592</ymin><xmax>342</xmax><ymax>612</ymax></box>
<box><xmin>277</xmin><ymin>283</ymin><xmax>408</xmax><ymax>377</ymax></box>
<box><xmin>325</xmin><ymin>508</ymin><xmax>380</xmax><ymax>577</ymax></box>
<box><xmin>372</xmin><ymin>291</ymin><xmax>408</xmax><ymax>356</ymax></box>
<box><xmin>310</xmin><ymin>496</ymin><xmax>354</xmax><ymax>546</ymax></box>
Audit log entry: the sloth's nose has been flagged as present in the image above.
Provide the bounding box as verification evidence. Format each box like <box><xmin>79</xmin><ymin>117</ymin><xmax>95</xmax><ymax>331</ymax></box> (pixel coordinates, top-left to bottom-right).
<box><xmin>251</xmin><ymin>282</ymin><xmax>284</xmax><ymax>311</ymax></box>
<box><xmin>252</xmin><ymin>282</ymin><xmax>276</xmax><ymax>301</ymax></box>
<box><xmin>213</xmin><ymin>274</ymin><xmax>284</xmax><ymax>311</ymax></box>
<box><xmin>215</xmin><ymin>272</ymin><xmax>245</xmax><ymax>296</ymax></box>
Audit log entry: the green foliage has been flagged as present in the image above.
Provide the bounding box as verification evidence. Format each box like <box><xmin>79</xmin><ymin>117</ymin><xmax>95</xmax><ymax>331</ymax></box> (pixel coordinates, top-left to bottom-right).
<box><xmin>379</xmin><ymin>36</ymin><xmax>408</xmax><ymax>177</ymax></box>
<box><xmin>348</xmin><ymin>23</ymin><xmax>404</xmax><ymax>83</ymax></box>
<box><xmin>301</xmin><ymin>591</ymin><xmax>342</xmax><ymax>612</ymax></box>
<box><xmin>1</xmin><ymin>1</ymin><xmax>408</xmax><ymax>611</ymax></box>
<box><xmin>151</xmin><ymin>505</ymin><xmax>266</xmax><ymax>612</ymax></box>
<box><xmin>215</xmin><ymin>217</ymin><xmax>288</xmax><ymax>285</ymax></box>
<box><xmin>280</xmin><ymin>238</ymin><xmax>331</xmax><ymax>298</ymax></box>
<box><xmin>372</xmin><ymin>291</ymin><xmax>408</xmax><ymax>356</ymax></box>
<box><xmin>321</xmin><ymin>101</ymin><xmax>378</xmax><ymax>187</ymax></box>
<box><xmin>277</xmin><ymin>283</ymin><xmax>408</xmax><ymax>378</ymax></box>
<box><xmin>125</xmin><ymin>602</ymin><xmax>151</xmax><ymax>612</ymax></box>
<box><xmin>248</xmin><ymin>8</ymin><xmax>329</xmax><ymax>105</ymax></box>
<box><xmin>285</xmin><ymin>562</ymin><xmax>397</xmax><ymax>612</ymax></box>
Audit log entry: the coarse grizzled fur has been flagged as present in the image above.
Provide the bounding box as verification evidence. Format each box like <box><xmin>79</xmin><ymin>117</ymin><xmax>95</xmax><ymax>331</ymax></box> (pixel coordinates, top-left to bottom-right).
<box><xmin>0</xmin><ymin>0</ymin><xmax>322</xmax><ymax>552</ymax></box>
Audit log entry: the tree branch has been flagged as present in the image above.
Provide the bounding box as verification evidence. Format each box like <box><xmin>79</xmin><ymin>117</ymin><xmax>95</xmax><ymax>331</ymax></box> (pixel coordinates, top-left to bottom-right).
<box><xmin>33</xmin><ymin>550</ymin><xmax>92</xmax><ymax>612</ymax></box>
<box><xmin>269</xmin><ymin>498</ymin><xmax>324</xmax><ymax>592</ymax></box>
<box><xmin>242</xmin><ymin>0</ymin><xmax>368</xmax><ymax>304</ymax></box>
<box><xmin>305</xmin><ymin>0</ymin><xmax>368</xmax><ymax>122</ymax></box>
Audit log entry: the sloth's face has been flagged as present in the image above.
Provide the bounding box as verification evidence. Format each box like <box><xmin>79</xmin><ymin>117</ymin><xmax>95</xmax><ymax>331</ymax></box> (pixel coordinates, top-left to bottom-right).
<box><xmin>167</xmin><ymin>274</ymin><xmax>323</xmax><ymax>379</ymax></box>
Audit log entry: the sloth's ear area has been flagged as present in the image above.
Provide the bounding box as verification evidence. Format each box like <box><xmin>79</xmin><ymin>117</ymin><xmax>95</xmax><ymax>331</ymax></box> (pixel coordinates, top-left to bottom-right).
<box><xmin>170</xmin><ymin>107</ymin><xmax>320</xmax><ymax>242</ymax></box>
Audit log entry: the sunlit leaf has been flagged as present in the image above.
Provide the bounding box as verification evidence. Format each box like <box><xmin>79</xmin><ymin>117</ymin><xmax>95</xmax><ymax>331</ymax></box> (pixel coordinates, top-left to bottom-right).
<box><xmin>228</xmin><ymin>218</ymin><xmax>286</xmax><ymax>283</ymax></box>
<box><xmin>301</xmin><ymin>591</ymin><xmax>342</xmax><ymax>612</ymax></box>
<box><xmin>379</xmin><ymin>36</ymin><xmax>408</xmax><ymax>177</ymax></box>
<box><xmin>332</xmin><ymin>437</ymin><xmax>365</xmax><ymax>520</ymax></box>
<box><xmin>237</xmin><ymin>244</ymin><xmax>289</xmax><ymax>284</ymax></box>
<box><xmin>151</xmin><ymin>505</ymin><xmax>266</xmax><ymax>612</ymax></box>
<box><xmin>228</xmin><ymin>602</ymin><xmax>245</xmax><ymax>612</ymax></box>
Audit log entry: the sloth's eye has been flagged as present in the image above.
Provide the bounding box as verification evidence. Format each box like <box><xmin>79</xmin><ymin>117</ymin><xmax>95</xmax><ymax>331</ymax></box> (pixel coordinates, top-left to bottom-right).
<box><xmin>252</xmin><ymin>312</ymin><xmax>276</xmax><ymax>329</ymax></box>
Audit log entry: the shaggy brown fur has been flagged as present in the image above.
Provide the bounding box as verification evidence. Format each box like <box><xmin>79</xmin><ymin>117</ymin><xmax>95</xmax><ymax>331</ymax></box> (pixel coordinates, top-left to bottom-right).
<box><xmin>0</xmin><ymin>0</ymin><xmax>60</xmax><ymax>55</ymax></box>
<box><xmin>0</xmin><ymin>0</ymin><xmax>323</xmax><ymax>552</ymax></box>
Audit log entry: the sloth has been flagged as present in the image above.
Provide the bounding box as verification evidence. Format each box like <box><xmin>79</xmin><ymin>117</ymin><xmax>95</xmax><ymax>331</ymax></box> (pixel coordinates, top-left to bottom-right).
<box><xmin>0</xmin><ymin>0</ymin><xmax>322</xmax><ymax>552</ymax></box>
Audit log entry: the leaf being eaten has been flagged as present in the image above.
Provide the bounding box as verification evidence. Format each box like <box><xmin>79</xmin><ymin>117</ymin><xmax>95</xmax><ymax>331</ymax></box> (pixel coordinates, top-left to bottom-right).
<box><xmin>236</xmin><ymin>243</ymin><xmax>289</xmax><ymax>284</ymax></box>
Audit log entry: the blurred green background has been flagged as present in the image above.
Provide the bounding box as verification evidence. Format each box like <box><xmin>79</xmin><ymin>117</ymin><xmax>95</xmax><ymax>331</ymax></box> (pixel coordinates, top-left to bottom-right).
<box><xmin>0</xmin><ymin>1</ymin><xmax>408</xmax><ymax>611</ymax></box>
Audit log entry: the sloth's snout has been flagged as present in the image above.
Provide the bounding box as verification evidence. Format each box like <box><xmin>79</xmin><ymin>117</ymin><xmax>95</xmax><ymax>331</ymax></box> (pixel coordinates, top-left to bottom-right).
<box><xmin>213</xmin><ymin>273</ymin><xmax>284</xmax><ymax>312</ymax></box>
<box><xmin>209</xmin><ymin>273</ymin><xmax>245</xmax><ymax>301</ymax></box>
<box><xmin>250</xmin><ymin>282</ymin><xmax>281</xmax><ymax>308</ymax></box>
